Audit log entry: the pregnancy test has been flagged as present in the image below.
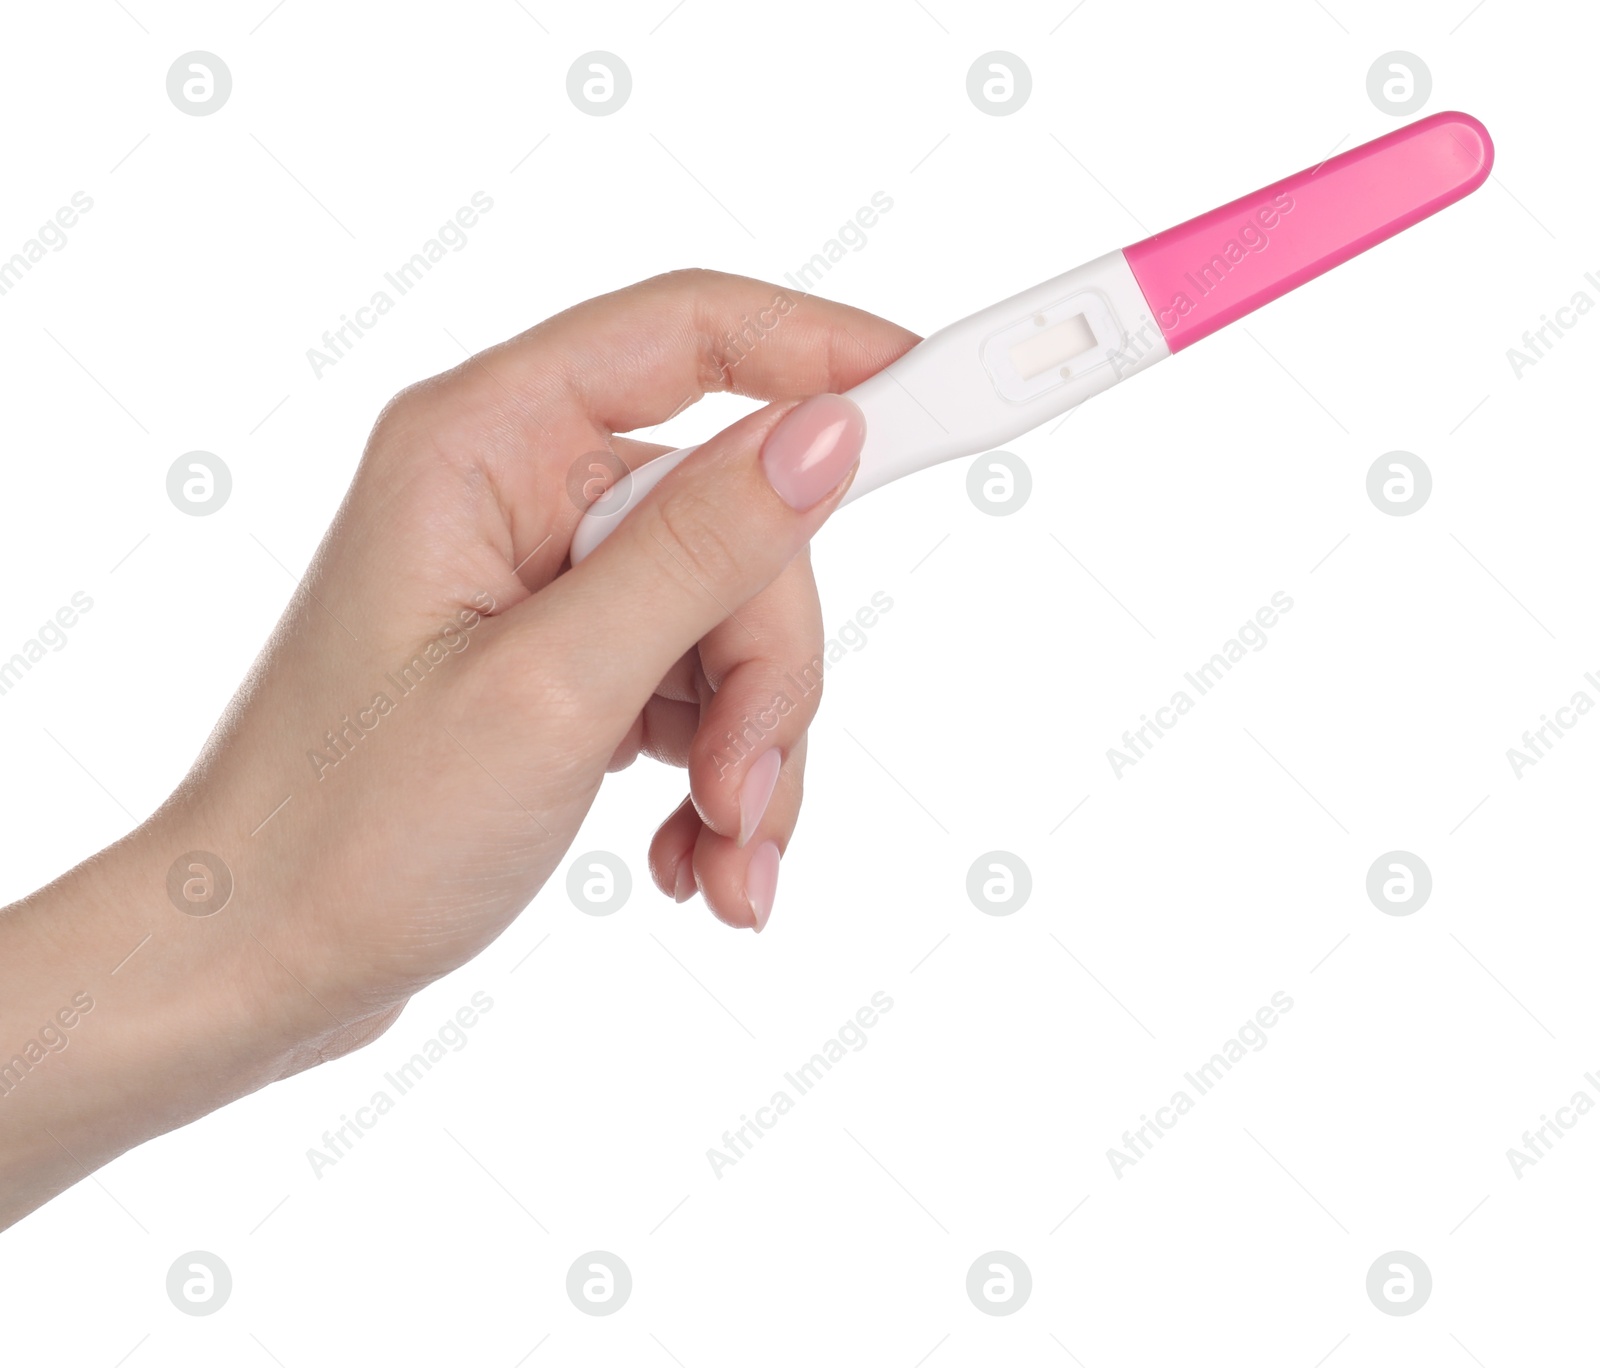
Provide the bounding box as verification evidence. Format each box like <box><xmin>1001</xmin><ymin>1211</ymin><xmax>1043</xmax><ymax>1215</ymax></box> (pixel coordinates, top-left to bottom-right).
<box><xmin>570</xmin><ymin>111</ymin><xmax>1492</xmax><ymax>562</ymax></box>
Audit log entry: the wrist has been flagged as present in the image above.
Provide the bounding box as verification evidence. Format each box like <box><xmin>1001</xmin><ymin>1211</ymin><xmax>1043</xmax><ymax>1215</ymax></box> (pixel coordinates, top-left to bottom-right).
<box><xmin>133</xmin><ymin>780</ymin><xmax>404</xmax><ymax>1069</ymax></box>
<box><xmin>0</xmin><ymin>799</ymin><xmax>375</xmax><ymax>1228</ymax></box>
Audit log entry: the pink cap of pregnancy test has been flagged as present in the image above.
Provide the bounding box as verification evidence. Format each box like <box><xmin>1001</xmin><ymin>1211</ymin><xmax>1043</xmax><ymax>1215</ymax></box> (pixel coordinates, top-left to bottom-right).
<box><xmin>1122</xmin><ymin>112</ymin><xmax>1493</xmax><ymax>352</ymax></box>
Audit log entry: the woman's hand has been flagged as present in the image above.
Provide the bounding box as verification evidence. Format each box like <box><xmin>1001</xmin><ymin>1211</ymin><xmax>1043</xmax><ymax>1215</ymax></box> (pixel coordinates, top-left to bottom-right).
<box><xmin>0</xmin><ymin>269</ymin><xmax>916</xmax><ymax>1228</ymax></box>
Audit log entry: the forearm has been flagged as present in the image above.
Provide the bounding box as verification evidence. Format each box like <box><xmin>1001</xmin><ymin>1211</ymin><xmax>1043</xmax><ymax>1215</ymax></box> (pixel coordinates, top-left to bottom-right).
<box><xmin>0</xmin><ymin>809</ymin><xmax>330</xmax><ymax>1230</ymax></box>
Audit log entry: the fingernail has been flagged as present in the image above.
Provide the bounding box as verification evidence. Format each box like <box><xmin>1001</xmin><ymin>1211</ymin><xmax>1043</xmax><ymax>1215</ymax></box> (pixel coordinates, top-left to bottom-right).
<box><xmin>738</xmin><ymin>748</ymin><xmax>783</xmax><ymax>847</ymax></box>
<box><xmin>747</xmin><ymin>841</ymin><xmax>780</xmax><ymax>932</ymax></box>
<box><xmin>673</xmin><ymin>859</ymin><xmax>696</xmax><ymax>903</ymax></box>
<box><xmin>761</xmin><ymin>394</ymin><xmax>866</xmax><ymax>510</ymax></box>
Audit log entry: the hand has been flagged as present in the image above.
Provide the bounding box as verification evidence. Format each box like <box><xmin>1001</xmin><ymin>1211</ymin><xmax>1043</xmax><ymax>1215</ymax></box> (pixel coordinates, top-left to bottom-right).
<box><xmin>0</xmin><ymin>270</ymin><xmax>916</xmax><ymax>1228</ymax></box>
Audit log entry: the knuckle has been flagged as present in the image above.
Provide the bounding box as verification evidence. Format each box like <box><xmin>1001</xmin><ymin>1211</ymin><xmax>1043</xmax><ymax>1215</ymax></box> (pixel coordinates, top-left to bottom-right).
<box><xmin>363</xmin><ymin>370</ymin><xmax>506</xmax><ymax>490</ymax></box>
<box><xmin>648</xmin><ymin>485</ymin><xmax>746</xmax><ymax>596</ymax></box>
<box><xmin>646</xmin><ymin>269</ymin><xmax>739</xmax><ymax>392</ymax></box>
<box><xmin>654</xmin><ymin>265</ymin><xmax>724</xmax><ymax>291</ymax></box>
<box><xmin>380</xmin><ymin>370</ymin><xmax>460</xmax><ymax>427</ymax></box>
<box><xmin>368</xmin><ymin>380</ymin><xmax>431</xmax><ymax>446</ymax></box>
<box><xmin>365</xmin><ymin>374</ymin><xmax>457</xmax><ymax>458</ymax></box>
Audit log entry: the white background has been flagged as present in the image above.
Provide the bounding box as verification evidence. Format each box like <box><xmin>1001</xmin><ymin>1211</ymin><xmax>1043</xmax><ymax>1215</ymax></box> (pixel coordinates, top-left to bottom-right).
<box><xmin>0</xmin><ymin>0</ymin><xmax>1594</xmax><ymax>1363</ymax></box>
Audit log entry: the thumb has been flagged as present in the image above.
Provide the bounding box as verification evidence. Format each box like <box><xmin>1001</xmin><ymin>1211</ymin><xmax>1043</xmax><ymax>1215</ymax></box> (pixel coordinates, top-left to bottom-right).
<box><xmin>521</xmin><ymin>393</ymin><xmax>865</xmax><ymax>733</ymax></box>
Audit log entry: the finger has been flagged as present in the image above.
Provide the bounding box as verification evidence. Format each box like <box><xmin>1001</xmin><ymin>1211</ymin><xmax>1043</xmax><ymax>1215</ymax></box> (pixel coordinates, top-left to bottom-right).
<box><xmin>607</xmin><ymin>714</ymin><xmax>645</xmax><ymax>772</ymax></box>
<box><xmin>690</xmin><ymin>735</ymin><xmax>808</xmax><ymax>932</ymax></box>
<box><xmin>508</xmin><ymin>392</ymin><xmax>866</xmax><ymax>742</ymax></box>
<box><xmin>687</xmin><ymin>552</ymin><xmax>824</xmax><ymax>844</ymax></box>
<box><xmin>427</xmin><ymin>277</ymin><xmax>914</xmax><ymax>603</ymax></box>
<box><xmin>648</xmin><ymin>730</ymin><xmax>811</xmax><ymax>930</ymax></box>
<box><xmin>481</xmin><ymin>269</ymin><xmax>919</xmax><ymax>435</ymax></box>
<box><xmin>742</xmin><ymin>732</ymin><xmax>808</xmax><ymax>854</ymax></box>
<box><xmin>604</xmin><ymin>643</ymin><xmax>700</xmax><ymax>772</ymax></box>
<box><xmin>650</xmin><ymin>647</ymin><xmax>702</xmax><ymax>706</ymax></box>
<box><xmin>638</xmin><ymin>696</ymin><xmax>699</xmax><ymax>768</ymax></box>
<box><xmin>649</xmin><ymin>795</ymin><xmax>702</xmax><ymax>903</ymax></box>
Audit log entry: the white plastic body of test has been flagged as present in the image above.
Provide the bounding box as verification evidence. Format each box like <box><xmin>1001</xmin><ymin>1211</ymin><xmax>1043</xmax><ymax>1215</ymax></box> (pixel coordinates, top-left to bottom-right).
<box><xmin>569</xmin><ymin>250</ymin><xmax>1169</xmax><ymax>563</ymax></box>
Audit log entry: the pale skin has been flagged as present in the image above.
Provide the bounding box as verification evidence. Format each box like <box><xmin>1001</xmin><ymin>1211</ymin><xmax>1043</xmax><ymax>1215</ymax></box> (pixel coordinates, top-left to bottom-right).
<box><xmin>0</xmin><ymin>270</ymin><xmax>918</xmax><ymax>1230</ymax></box>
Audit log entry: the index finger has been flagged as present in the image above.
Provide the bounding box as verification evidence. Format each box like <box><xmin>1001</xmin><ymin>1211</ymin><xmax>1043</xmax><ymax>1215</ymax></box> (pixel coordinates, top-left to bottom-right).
<box><xmin>479</xmin><ymin>268</ymin><xmax>921</xmax><ymax>435</ymax></box>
